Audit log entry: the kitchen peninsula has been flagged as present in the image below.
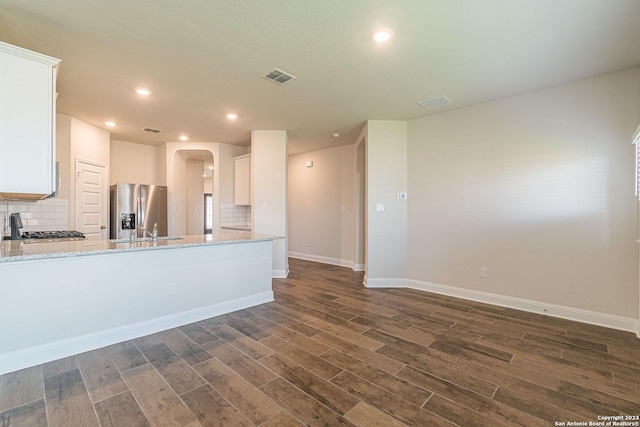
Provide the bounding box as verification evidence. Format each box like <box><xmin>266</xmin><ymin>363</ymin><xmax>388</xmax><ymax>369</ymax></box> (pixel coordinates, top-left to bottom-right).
<box><xmin>0</xmin><ymin>232</ymin><xmax>281</xmax><ymax>375</ymax></box>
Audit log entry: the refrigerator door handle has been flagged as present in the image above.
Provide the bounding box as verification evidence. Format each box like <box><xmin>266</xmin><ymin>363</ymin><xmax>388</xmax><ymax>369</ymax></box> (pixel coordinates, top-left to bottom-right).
<box><xmin>131</xmin><ymin>194</ymin><xmax>140</xmax><ymax>238</ymax></box>
<box><xmin>137</xmin><ymin>196</ymin><xmax>145</xmax><ymax>238</ymax></box>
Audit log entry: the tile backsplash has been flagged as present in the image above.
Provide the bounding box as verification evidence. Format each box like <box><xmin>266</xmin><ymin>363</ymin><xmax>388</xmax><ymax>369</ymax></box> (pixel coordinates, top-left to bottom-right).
<box><xmin>0</xmin><ymin>198</ymin><xmax>69</xmax><ymax>235</ymax></box>
<box><xmin>221</xmin><ymin>204</ymin><xmax>251</xmax><ymax>227</ymax></box>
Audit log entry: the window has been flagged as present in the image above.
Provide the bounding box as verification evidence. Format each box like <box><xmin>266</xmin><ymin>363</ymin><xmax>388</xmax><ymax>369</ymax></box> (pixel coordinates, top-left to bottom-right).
<box><xmin>204</xmin><ymin>194</ymin><xmax>213</xmax><ymax>234</ymax></box>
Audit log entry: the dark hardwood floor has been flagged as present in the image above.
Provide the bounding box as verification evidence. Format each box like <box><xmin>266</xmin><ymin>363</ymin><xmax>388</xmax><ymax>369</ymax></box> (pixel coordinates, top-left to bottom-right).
<box><xmin>1</xmin><ymin>258</ymin><xmax>639</xmax><ymax>426</ymax></box>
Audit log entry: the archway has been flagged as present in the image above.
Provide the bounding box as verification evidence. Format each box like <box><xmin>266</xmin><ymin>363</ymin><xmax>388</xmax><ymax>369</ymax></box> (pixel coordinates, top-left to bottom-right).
<box><xmin>172</xmin><ymin>149</ymin><xmax>214</xmax><ymax>236</ymax></box>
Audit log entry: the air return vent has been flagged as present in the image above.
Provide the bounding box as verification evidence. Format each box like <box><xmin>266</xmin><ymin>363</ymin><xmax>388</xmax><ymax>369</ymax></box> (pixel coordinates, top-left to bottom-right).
<box><xmin>142</xmin><ymin>127</ymin><xmax>162</xmax><ymax>133</ymax></box>
<box><xmin>262</xmin><ymin>68</ymin><xmax>296</xmax><ymax>85</ymax></box>
<box><xmin>418</xmin><ymin>95</ymin><xmax>452</xmax><ymax>110</ymax></box>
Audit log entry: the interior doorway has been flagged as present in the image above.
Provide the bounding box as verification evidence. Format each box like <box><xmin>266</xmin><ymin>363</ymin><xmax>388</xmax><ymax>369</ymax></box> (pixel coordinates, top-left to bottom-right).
<box><xmin>204</xmin><ymin>193</ymin><xmax>213</xmax><ymax>234</ymax></box>
<box><xmin>74</xmin><ymin>158</ymin><xmax>108</xmax><ymax>240</ymax></box>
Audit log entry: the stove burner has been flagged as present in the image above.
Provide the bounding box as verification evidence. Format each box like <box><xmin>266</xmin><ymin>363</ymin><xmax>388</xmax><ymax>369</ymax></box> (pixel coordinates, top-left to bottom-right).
<box><xmin>21</xmin><ymin>230</ymin><xmax>85</xmax><ymax>240</ymax></box>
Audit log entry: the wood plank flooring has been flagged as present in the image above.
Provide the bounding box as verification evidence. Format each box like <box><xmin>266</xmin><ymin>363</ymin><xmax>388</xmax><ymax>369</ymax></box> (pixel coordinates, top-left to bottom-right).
<box><xmin>1</xmin><ymin>258</ymin><xmax>639</xmax><ymax>426</ymax></box>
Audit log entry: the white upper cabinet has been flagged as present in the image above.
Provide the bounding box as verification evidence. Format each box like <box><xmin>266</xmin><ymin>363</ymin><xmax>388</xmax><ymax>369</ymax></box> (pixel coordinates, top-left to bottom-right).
<box><xmin>0</xmin><ymin>42</ymin><xmax>60</xmax><ymax>199</ymax></box>
<box><xmin>234</xmin><ymin>154</ymin><xmax>251</xmax><ymax>206</ymax></box>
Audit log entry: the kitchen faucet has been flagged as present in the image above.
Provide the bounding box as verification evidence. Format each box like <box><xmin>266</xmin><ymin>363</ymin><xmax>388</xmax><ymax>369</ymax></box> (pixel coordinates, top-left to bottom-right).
<box><xmin>138</xmin><ymin>223</ymin><xmax>158</xmax><ymax>242</ymax></box>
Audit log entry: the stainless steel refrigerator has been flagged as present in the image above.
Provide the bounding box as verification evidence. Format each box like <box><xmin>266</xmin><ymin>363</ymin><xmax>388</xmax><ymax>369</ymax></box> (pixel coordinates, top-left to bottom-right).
<box><xmin>110</xmin><ymin>183</ymin><xmax>168</xmax><ymax>240</ymax></box>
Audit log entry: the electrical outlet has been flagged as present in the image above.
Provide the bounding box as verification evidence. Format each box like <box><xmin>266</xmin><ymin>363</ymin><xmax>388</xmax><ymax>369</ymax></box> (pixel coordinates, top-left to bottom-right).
<box><xmin>169</xmin><ymin>283</ymin><xmax>177</xmax><ymax>296</ymax></box>
<box><xmin>480</xmin><ymin>267</ymin><xmax>488</xmax><ymax>278</ymax></box>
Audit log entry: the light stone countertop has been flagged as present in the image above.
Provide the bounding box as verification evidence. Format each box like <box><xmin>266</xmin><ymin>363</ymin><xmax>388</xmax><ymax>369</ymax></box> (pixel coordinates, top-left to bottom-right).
<box><xmin>0</xmin><ymin>232</ymin><xmax>282</xmax><ymax>262</ymax></box>
<box><xmin>221</xmin><ymin>225</ymin><xmax>252</xmax><ymax>231</ymax></box>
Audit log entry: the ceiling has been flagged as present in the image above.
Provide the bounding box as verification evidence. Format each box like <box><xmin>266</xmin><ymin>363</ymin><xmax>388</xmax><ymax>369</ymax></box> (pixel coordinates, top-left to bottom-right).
<box><xmin>1</xmin><ymin>1</ymin><xmax>639</xmax><ymax>155</ymax></box>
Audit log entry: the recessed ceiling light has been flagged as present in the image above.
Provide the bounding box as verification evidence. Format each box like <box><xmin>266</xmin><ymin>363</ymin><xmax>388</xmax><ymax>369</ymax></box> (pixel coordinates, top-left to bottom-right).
<box><xmin>332</xmin><ymin>133</ymin><xmax>340</xmax><ymax>138</ymax></box>
<box><xmin>104</xmin><ymin>121</ymin><xmax>116</xmax><ymax>127</ymax></box>
<box><xmin>135</xmin><ymin>88</ymin><xmax>152</xmax><ymax>96</ymax></box>
<box><xmin>372</xmin><ymin>28</ymin><xmax>393</xmax><ymax>43</ymax></box>
<box><xmin>179</xmin><ymin>135</ymin><xmax>189</xmax><ymax>141</ymax></box>
<box><xmin>226</xmin><ymin>113</ymin><xmax>238</xmax><ymax>120</ymax></box>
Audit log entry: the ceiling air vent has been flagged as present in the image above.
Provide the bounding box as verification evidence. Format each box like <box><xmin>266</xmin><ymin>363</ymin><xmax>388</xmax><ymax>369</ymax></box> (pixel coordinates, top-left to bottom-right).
<box><xmin>142</xmin><ymin>127</ymin><xmax>162</xmax><ymax>133</ymax></box>
<box><xmin>418</xmin><ymin>95</ymin><xmax>453</xmax><ymax>110</ymax></box>
<box><xmin>262</xmin><ymin>68</ymin><xmax>296</xmax><ymax>85</ymax></box>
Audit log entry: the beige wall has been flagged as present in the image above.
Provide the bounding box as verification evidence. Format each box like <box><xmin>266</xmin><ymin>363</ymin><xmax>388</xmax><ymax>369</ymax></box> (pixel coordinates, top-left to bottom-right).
<box><xmin>288</xmin><ymin>144</ymin><xmax>356</xmax><ymax>266</ymax></box>
<box><xmin>186</xmin><ymin>158</ymin><xmax>205</xmax><ymax>235</ymax></box>
<box><xmin>365</xmin><ymin>120</ymin><xmax>408</xmax><ymax>285</ymax></box>
<box><xmin>407</xmin><ymin>67</ymin><xmax>640</xmax><ymax>318</ymax></box>
<box><xmin>56</xmin><ymin>115</ymin><xmax>110</xmax><ymax>230</ymax></box>
<box><xmin>110</xmin><ymin>140</ymin><xmax>159</xmax><ymax>185</ymax></box>
<box><xmin>55</xmin><ymin>114</ymin><xmax>71</xmax><ymax>201</ymax></box>
<box><xmin>252</xmin><ymin>130</ymin><xmax>288</xmax><ymax>277</ymax></box>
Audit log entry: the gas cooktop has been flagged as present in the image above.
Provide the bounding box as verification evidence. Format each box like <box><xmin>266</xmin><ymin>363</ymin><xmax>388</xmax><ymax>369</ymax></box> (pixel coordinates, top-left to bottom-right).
<box><xmin>21</xmin><ymin>230</ymin><xmax>86</xmax><ymax>241</ymax></box>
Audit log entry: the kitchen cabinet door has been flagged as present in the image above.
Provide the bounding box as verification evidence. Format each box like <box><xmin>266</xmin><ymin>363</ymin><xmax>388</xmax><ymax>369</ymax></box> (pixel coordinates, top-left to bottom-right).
<box><xmin>0</xmin><ymin>42</ymin><xmax>60</xmax><ymax>198</ymax></box>
<box><xmin>234</xmin><ymin>154</ymin><xmax>251</xmax><ymax>206</ymax></box>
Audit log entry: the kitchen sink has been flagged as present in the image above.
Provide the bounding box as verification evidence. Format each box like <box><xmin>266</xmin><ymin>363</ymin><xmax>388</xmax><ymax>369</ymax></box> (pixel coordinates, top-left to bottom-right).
<box><xmin>108</xmin><ymin>236</ymin><xmax>183</xmax><ymax>243</ymax></box>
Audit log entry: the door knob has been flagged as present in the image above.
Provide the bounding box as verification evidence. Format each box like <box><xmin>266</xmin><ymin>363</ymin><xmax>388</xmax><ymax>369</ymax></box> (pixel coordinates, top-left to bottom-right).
<box><xmin>100</xmin><ymin>225</ymin><xmax>107</xmax><ymax>229</ymax></box>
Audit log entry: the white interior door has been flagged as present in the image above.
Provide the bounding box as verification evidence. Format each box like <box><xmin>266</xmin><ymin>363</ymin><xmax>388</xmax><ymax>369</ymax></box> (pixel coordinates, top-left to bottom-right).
<box><xmin>75</xmin><ymin>158</ymin><xmax>107</xmax><ymax>240</ymax></box>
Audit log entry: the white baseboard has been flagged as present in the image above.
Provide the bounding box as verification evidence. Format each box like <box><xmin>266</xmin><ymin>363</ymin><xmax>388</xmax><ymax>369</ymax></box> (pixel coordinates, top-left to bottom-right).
<box><xmin>288</xmin><ymin>252</ymin><xmax>366</xmax><ymax>272</ymax></box>
<box><xmin>406</xmin><ymin>279</ymin><xmax>639</xmax><ymax>335</ymax></box>
<box><xmin>0</xmin><ymin>291</ymin><xmax>274</xmax><ymax>376</ymax></box>
<box><xmin>289</xmin><ymin>252</ymin><xmax>354</xmax><ymax>269</ymax></box>
<box><xmin>272</xmin><ymin>269</ymin><xmax>289</xmax><ymax>278</ymax></box>
<box><xmin>364</xmin><ymin>277</ymin><xmax>407</xmax><ymax>288</ymax></box>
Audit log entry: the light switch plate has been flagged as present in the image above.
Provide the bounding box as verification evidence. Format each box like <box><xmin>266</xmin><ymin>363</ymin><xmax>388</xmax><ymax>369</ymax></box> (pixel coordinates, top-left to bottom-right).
<box><xmin>376</xmin><ymin>203</ymin><xmax>385</xmax><ymax>212</ymax></box>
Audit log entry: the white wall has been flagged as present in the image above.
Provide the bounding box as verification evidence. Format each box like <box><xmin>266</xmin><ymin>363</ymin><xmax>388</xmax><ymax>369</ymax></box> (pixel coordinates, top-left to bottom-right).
<box><xmin>110</xmin><ymin>140</ymin><xmax>159</xmax><ymax>185</ymax></box>
<box><xmin>407</xmin><ymin>67</ymin><xmax>640</xmax><ymax>320</ymax></box>
<box><xmin>365</xmin><ymin>120</ymin><xmax>408</xmax><ymax>286</ymax></box>
<box><xmin>252</xmin><ymin>130</ymin><xmax>288</xmax><ymax>277</ymax></box>
<box><xmin>288</xmin><ymin>144</ymin><xmax>356</xmax><ymax>267</ymax></box>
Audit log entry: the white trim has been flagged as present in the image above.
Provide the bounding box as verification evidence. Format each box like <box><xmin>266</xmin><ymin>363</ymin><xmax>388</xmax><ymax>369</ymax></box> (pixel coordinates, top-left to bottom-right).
<box><xmin>0</xmin><ymin>41</ymin><xmax>60</xmax><ymax>67</ymax></box>
<box><xmin>632</xmin><ymin>123</ymin><xmax>640</xmax><ymax>144</ymax></box>
<box><xmin>352</xmin><ymin>263</ymin><xmax>365</xmax><ymax>272</ymax></box>
<box><xmin>365</xmin><ymin>277</ymin><xmax>407</xmax><ymax>288</ymax></box>
<box><xmin>289</xmin><ymin>251</ymin><xmax>354</xmax><ymax>269</ymax></box>
<box><xmin>406</xmin><ymin>279</ymin><xmax>639</xmax><ymax>334</ymax></box>
<box><xmin>0</xmin><ymin>291</ymin><xmax>273</xmax><ymax>376</ymax></box>
<box><xmin>272</xmin><ymin>269</ymin><xmax>289</xmax><ymax>278</ymax></box>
